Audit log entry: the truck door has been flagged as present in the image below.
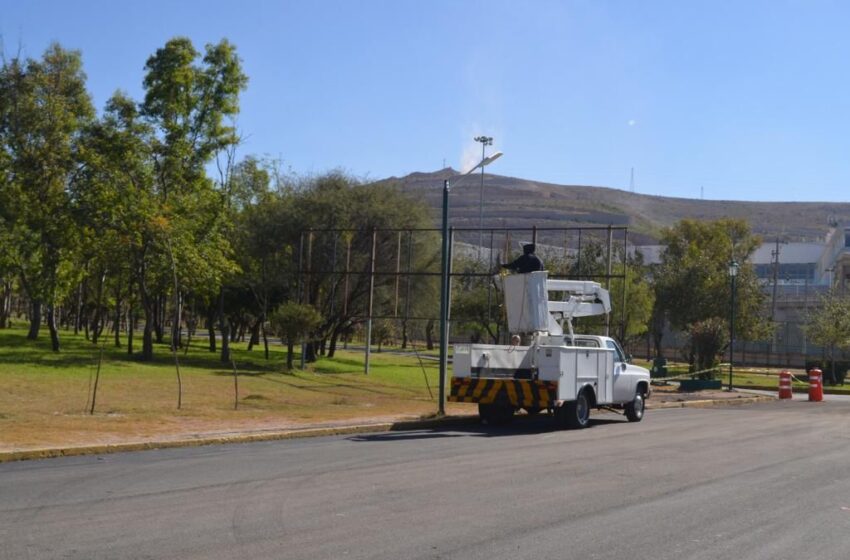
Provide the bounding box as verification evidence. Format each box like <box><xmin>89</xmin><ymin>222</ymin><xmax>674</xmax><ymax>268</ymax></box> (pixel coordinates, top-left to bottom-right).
<box><xmin>606</xmin><ymin>340</ymin><xmax>629</xmax><ymax>403</ymax></box>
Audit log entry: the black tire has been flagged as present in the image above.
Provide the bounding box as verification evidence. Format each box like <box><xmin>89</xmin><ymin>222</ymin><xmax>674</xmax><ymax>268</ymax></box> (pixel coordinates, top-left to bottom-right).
<box><xmin>625</xmin><ymin>391</ymin><xmax>645</xmax><ymax>422</ymax></box>
<box><xmin>479</xmin><ymin>403</ymin><xmax>515</xmax><ymax>425</ymax></box>
<box><xmin>558</xmin><ymin>390</ymin><xmax>591</xmax><ymax>429</ymax></box>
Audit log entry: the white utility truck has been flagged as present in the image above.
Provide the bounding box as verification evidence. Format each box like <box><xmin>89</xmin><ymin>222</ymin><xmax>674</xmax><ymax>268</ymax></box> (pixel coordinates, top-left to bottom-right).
<box><xmin>449</xmin><ymin>271</ymin><xmax>650</xmax><ymax>428</ymax></box>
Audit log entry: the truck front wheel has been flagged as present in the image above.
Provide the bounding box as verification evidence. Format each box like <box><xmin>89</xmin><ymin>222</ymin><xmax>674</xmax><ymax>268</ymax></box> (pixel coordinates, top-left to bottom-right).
<box><xmin>558</xmin><ymin>391</ymin><xmax>591</xmax><ymax>429</ymax></box>
<box><xmin>479</xmin><ymin>403</ymin><xmax>515</xmax><ymax>426</ymax></box>
<box><xmin>625</xmin><ymin>391</ymin><xmax>645</xmax><ymax>422</ymax></box>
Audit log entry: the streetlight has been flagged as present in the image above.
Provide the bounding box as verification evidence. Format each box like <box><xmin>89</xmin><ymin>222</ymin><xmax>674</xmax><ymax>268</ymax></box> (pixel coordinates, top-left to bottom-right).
<box><xmin>438</xmin><ymin>151</ymin><xmax>504</xmax><ymax>415</ymax></box>
<box><xmin>474</xmin><ymin>136</ymin><xmax>493</xmax><ymax>259</ymax></box>
<box><xmin>728</xmin><ymin>260</ymin><xmax>739</xmax><ymax>391</ymax></box>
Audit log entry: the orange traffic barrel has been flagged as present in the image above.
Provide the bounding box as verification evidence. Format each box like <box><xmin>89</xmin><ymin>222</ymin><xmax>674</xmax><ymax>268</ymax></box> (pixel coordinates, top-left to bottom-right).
<box><xmin>778</xmin><ymin>370</ymin><xmax>793</xmax><ymax>399</ymax></box>
<box><xmin>808</xmin><ymin>368</ymin><xmax>824</xmax><ymax>402</ymax></box>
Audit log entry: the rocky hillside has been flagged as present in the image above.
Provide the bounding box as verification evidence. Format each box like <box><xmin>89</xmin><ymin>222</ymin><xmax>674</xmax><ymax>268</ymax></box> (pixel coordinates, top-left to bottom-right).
<box><xmin>387</xmin><ymin>168</ymin><xmax>850</xmax><ymax>245</ymax></box>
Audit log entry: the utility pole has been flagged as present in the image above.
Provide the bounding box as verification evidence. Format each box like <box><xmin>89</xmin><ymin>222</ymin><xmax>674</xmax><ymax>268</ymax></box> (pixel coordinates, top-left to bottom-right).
<box><xmin>474</xmin><ymin>136</ymin><xmax>493</xmax><ymax>260</ymax></box>
<box><xmin>629</xmin><ymin>167</ymin><xmax>635</xmax><ymax>193</ymax></box>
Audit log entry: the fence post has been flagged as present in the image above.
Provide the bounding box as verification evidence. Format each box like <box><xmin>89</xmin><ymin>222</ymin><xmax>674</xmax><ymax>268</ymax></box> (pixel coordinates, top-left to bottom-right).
<box><xmin>621</xmin><ymin>228</ymin><xmax>628</xmax><ymax>343</ymax></box>
<box><xmin>364</xmin><ymin>227</ymin><xmax>377</xmax><ymax>375</ymax></box>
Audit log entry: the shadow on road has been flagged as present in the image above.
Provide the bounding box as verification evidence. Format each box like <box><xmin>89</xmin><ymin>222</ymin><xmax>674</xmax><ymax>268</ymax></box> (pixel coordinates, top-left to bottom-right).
<box><xmin>347</xmin><ymin>414</ymin><xmax>627</xmax><ymax>442</ymax></box>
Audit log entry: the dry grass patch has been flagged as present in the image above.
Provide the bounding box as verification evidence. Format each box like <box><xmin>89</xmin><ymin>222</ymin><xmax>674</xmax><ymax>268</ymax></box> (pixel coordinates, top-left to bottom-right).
<box><xmin>0</xmin><ymin>328</ymin><xmax>473</xmax><ymax>452</ymax></box>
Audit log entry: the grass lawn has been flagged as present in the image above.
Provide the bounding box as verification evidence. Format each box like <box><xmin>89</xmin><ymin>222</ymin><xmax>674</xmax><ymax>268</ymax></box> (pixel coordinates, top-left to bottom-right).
<box><xmin>0</xmin><ymin>327</ymin><xmax>473</xmax><ymax>452</ymax></box>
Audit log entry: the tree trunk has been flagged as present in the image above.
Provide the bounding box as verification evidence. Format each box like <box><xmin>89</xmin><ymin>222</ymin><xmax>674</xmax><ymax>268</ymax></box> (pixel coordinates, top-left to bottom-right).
<box><xmin>208</xmin><ymin>318</ymin><xmax>217</xmax><ymax>352</ymax></box>
<box><xmin>247</xmin><ymin>318</ymin><xmax>261</xmax><ymax>351</ymax></box>
<box><xmin>139</xmin><ymin>270</ymin><xmax>155</xmax><ymax>361</ymax></box>
<box><xmin>154</xmin><ymin>294</ymin><xmax>165</xmax><ymax>344</ymax></box>
<box><xmin>229</xmin><ymin>318</ymin><xmax>238</xmax><ymax>343</ymax></box>
<box><xmin>218</xmin><ymin>289</ymin><xmax>230</xmax><ymax>363</ymax></box>
<box><xmin>0</xmin><ymin>280</ymin><xmax>11</xmax><ymax>329</ymax></box>
<box><xmin>91</xmin><ymin>271</ymin><xmax>105</xmax><ymax>345</ymax></box>
<box><xmin>261</xmin><ymin>319</ymin><xmax>269</xmax><ymax>360</ymax></box>
<box><xmin>142</xmin><ymin>311</ymin><xmax>154</xmax><ymax>361</ymax></box>
<box><xmin>286</xmin><ymin>339</ymin><xmax>294</xmax><ymax>370</ymax></box>
<box><xmin>74</xmin><ymin>282</ymin><xmax>82</xmax><ymax>335</ymax></box>
<box><xmin>171</xmin><ymin>291</ymin><xmax>182</xmax><ymax>351</ymax></box>
<box><xmin>207</xmin><ymin>303</ymin><xmax>217</xmax><ymax>352</ymax></box>
<box><xmin>127</xmin><ymin>309</ymin><xmax>134</xmax><ymax>355</ymax></box>
<box><xmin>425</xmin><ymin>319</ymin><xmax>434</xmax><ymax>350</ymax></box>
<box><xmin>96</xmin><ymin>310</ymin><xmax>107</xmax><ymax>341</ymax></box>
<box><xmin>305</xmin><ymin>341</ymin><xmax>317</xmax><ymax>363</ymax></box>
<box><xmin>46</xmin><ymin>303</ymin><xmax>60</xmax><ymax>352</ymax></box>
<box><xmin>401</xmin><ymin>319</ymin><xmax>408</xmax><ymax>350</ymax></box>
<box><xmin>27</xmin><ymin>300</ymin><xmax>42</xmax><ymax>340</ymax></box>
<box><xmin>114</xmin><ymin>285</ymin><xmax>122</xmax><ymax>348</ymax></box>
<box><xmin>328</xmin><ymin>327</ymin><xmax>339</xmax><ymax>358</ymax></box>
<box><xmin>126</xmin><ymin>274</ymin><xmax>135</xmax><ymax>355</ymax></box>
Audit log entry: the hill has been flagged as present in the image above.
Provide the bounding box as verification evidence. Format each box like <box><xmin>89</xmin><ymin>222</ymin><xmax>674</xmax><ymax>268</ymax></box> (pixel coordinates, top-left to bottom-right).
<box><xmin>387</xmin><ymin>168</ymin><xmax>850</xmax><ymax>245</ymax></box>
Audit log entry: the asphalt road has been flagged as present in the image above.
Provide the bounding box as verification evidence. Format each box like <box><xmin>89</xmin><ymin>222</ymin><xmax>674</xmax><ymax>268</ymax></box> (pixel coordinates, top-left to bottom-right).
<box><xmin>3</xmin><ymin>401</ymin><xmax>850</xmax><ymax>560</ymax></box>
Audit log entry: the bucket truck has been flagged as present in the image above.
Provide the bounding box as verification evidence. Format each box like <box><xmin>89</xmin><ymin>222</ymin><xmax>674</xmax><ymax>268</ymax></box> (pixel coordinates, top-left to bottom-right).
<box><xmin>449</xmin><ymin>271</ymin><xmax>651</xmax><ymax>428</ymax></box>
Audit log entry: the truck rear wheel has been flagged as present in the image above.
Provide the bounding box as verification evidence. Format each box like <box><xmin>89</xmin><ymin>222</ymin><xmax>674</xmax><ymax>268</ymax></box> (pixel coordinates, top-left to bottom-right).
<box><xmin>625</xmin><ymin>391</ymin><xmax>645</xmax><ymax>422</ymax></box>
<box><xmin>479</xmin><ymin>403</ymin><xmax>515</xmax><ymax>426</ymax></box>
<box><xmin>558</xmin><ymin>391</ymin><xmax>591</xmax><ymax>429</ymax></box>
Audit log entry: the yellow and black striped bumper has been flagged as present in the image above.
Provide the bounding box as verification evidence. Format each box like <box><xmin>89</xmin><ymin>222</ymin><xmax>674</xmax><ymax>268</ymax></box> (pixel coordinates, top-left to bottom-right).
<box><xmin>448</xmin><ymin>377</ymin><xmax>556</xmax><ymax>408</ymax></box>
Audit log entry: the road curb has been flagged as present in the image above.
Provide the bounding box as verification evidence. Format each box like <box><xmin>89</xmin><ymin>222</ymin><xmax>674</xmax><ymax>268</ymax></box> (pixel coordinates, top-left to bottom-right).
<box><xmin>648</xmin><ymin>395</ymin><xmax>775</xmax><ymax>410</ymax></box>
<box><xmin>0</xmin><ymin>396</ymin><xmax>774</xmax><ymax>463</ymax></box>
<box><xmin>0</xmin><ymin>415</ymin><xmax>481</xmax><ymax>464</ymax></box>
<box><xmin>737</xmin><ymin>384</ymin><xmax>849</xmax><ymax>395</ymax></box>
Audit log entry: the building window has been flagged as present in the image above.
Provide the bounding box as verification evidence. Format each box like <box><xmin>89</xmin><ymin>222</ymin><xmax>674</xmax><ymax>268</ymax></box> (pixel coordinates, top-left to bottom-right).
<box><xmin>845</xmin><ymin>232</ymin><xmax>850</xmax><ymax>247</ymax></box>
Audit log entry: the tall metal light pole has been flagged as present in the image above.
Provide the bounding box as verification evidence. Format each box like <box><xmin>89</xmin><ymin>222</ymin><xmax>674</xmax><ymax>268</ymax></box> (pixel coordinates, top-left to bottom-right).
<box><xmin>474</xmin><ymin>136</ymin><xmax>493</xmax><ymax>260</ymax></box>
<box><xmin>728</xmin><ymin>260</ymin><xmax>739</xmax><ymax>391</ymax></box>
<box><xmin>438</xmin><ymin>151</ymin><xmax>503</xmax><ymax>415</ymax></box>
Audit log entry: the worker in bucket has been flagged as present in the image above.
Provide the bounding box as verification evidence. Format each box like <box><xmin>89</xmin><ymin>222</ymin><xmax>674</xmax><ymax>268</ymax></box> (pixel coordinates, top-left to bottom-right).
<box><xmin>501</xmin><ymin>243</ymin><xmax>544</xmax><ymax>274</ymax></box>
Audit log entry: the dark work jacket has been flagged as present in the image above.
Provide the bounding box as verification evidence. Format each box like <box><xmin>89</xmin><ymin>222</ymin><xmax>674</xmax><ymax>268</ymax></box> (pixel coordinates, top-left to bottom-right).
<box><xmin>502</xmin><ymin>253</ymin><xmax>544</xmax><ymax>274</ymax></box>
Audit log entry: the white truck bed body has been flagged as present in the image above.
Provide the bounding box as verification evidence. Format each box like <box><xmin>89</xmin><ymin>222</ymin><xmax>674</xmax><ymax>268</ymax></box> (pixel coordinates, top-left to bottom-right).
<box><xmin>453</xmin><ymin>339</ymin><xmax>617</xmax><ymax>404</ymax></box>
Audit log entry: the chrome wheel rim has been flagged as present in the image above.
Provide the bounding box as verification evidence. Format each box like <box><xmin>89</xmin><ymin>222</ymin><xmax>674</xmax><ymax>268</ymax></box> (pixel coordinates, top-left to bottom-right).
<box><xmin>577</xmin><ymin>394</ymin><xmax>589</xmax><ymax>424</ymax></box>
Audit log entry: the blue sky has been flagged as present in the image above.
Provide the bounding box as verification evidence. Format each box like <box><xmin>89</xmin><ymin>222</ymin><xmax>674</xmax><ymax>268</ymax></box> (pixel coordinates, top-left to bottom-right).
<box><xmin>3</xmin><ymin>0</ymin><xmax>850</xmax><ymax>201</ymax></box>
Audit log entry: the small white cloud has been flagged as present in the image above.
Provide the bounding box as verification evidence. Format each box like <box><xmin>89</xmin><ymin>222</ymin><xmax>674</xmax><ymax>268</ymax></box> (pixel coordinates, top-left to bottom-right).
<box><xmin>628</xmin><ymin>119</ymin><xmax>636</xmax><ymax>126</ymax></box>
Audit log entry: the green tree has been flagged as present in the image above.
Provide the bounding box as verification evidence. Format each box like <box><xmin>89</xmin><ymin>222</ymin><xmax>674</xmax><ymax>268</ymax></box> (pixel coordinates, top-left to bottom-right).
<box><xmin>610</xmin><ymin>256</ymin><xmax>655</xmax><ymax>350</ymax></box>
<box><xmin>270</xmin><ymin>302</ymin><xmax>323</xmax><ymax>370</ymax></box>
<box><xmin>0</xmin><ymin>44</ymin><xmax>94</xmax><ymax>350</ymax></box>
<box><xmin>140</xmin><ymin>37</ymin><xmax>248</xmax><ymax>362</ymax></box>
<box><xmin>230</xmin><ymin>159</ymin><xmax>291</xmax><ymax>358</ymax></box>
<box><xmin>653</xmin><ymin>219</ymin><xmax>769</xmax><ymax>372</ymax></box>
<box><xmin>289</xmin><ymin>172</ymin><xmax>438</xmax><ymax>360</ymax></box>
<box><xmin>75</xmin><ymin>92</ymin><xmax>160</xmax><ymax>356</ymax></box>
<box><xmin>805</xmin><ymin>290</ymin><xmax>850</xmax><ymax>385</ymax></box>
<box><xmin>451</xmin><ymin>258</ymin><xmax>502</xmax><ymax>343</ymax></box>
